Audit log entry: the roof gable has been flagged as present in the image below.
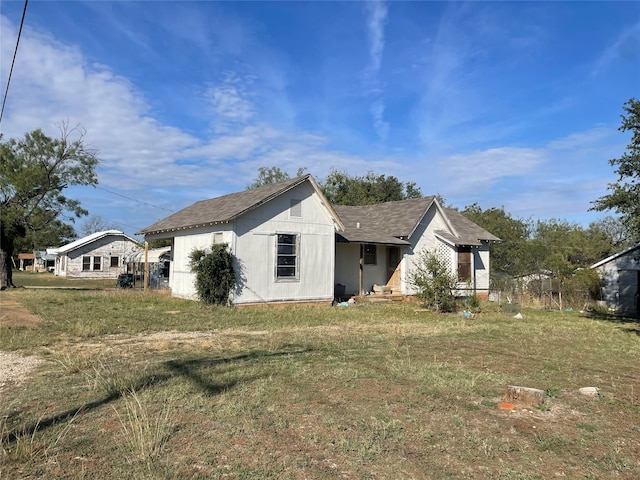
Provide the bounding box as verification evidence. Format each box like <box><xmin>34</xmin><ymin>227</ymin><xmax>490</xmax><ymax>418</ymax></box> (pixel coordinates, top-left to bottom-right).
<box><xmin>55</xmin><ymin>230</ymin><xmax>139</xmax><ymax>254</ymax></box>
<box><xmin>138</xmin><ymin>175</ymin><xmax>343</xmax><ymax>235</ymax></box>
<box><xmin>590</xmin><ymin>242</ymin><xmax>640</xmax><ymax>269</ymax></box>
<box><xmin>333</xmin><ymin>198</ymin><xmax>499</xmax><ymax>246</ymax></box>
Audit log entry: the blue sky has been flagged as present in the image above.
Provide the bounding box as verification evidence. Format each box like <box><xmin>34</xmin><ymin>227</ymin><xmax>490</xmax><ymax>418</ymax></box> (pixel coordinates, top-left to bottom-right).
<box><xmin>1</xmin><ymin>1</ymin><xmax>638</xmax><ymax>239</ymax></box>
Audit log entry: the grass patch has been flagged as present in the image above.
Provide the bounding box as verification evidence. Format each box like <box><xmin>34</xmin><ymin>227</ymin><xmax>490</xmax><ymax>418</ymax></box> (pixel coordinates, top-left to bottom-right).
<box><xmin>1</xmin><ymin>287</ymin><xmax>639</xmax><ymax>478</ymax></box>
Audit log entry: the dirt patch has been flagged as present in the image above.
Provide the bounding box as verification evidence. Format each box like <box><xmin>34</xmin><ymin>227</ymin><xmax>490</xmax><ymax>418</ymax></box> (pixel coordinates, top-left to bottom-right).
<box><xmin>0</xmin><ymin>293</ymin><xmax>42</xmax><ymax>327</ymax></box>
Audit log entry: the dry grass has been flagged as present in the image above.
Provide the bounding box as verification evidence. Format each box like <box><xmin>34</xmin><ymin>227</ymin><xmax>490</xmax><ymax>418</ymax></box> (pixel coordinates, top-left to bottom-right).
<box><xmin>0</xmin><ymin>287</ymin><xmax>639</xmax><ymax>479</ymax></box>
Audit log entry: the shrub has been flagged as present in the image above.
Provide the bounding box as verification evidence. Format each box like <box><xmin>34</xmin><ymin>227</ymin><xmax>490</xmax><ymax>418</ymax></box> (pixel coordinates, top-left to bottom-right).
<box><xmin>409</xmin><ymin>249</ymin><xmax>458</xmax><ymax>312</ymax></box>
<box><xmin>189</xmin><ymin>244</ymin><xmax>237</xmax><ymax>305</ymax></box>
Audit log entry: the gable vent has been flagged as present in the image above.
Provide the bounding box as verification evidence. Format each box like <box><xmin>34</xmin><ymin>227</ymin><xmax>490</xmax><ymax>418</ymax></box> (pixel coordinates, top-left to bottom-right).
<box><xmin>290</xmin><ymin>199</ymin><xmax>302</xmax><ymax>218</ymax></box>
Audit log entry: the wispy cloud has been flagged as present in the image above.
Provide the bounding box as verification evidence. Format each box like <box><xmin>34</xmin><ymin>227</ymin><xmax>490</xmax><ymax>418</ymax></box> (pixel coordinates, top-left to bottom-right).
<box><xmin>364</xmin><ymin>0</ymin><xmax>389</xmax><ymax>141</ymax></box>
<box><xmin>591</xmin><ymin>21</ymin><xmax>640</xmax><ymax>76</ymax></box>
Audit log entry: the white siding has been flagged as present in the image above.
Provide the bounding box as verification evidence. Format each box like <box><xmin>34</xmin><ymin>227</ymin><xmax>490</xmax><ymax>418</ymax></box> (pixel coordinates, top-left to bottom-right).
<box><xmin>168</xmin><ymin>181</ymin><xmax>337</xmax><ymax>305</ymax></box>
<box><xmin>403</xmin><ymin>205</ymin><xmax>452</xmax><ymax>295</ymax></box>
<box><xmin>170</xmin><ymin>228</ymin><xmax>233</xmax><ymax>300</ymax></box>
<box><xmin>232</xmin><ymin>182</ymin><xmax>336</xmax><ymax>304</ymax></box>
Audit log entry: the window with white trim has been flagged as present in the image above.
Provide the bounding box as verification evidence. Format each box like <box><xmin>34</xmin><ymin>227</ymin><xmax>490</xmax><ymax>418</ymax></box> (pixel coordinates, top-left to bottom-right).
<box><xmin>82</xmin><ymin>256</ymin><xmax>102</xmax><ymax>271</ymax></box>
<box><xmin>276</xmin><ymin>233</ymin><xmax>299</xmax><ymax>279</ymax></box>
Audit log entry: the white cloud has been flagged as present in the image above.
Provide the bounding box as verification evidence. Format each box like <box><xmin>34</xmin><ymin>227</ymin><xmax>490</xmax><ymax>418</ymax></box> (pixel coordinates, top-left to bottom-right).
<box><xmin>204</xmin><ymin>74</ymin><xmax>257</xmax><ymax>136</ymax></box>
<box><xmin>437</xmin><ymin>147</ymin><xmax>548</xmax><ymax>195</ymax></box>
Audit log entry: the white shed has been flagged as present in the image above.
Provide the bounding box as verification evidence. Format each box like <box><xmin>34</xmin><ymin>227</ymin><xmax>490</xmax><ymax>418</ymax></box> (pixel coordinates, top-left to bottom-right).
<box><xmin>591</xmin><ymin>243</ymin><xmax>640</xmax><ymax>315</ymax></box>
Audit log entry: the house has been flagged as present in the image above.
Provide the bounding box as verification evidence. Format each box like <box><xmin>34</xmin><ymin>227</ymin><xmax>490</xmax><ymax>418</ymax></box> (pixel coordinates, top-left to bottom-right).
<box><xmin>51</xmin><ymin>230</ymin><xmax>141</xmax><ymax>279</ymax></box>
<box><xmin>333</xmin><ymin>198</ymin><xmax>499</xmax><ymax>299</ymax></box>
<box><xmin>591</xmin><ymin>242</ymin><xmax>640</xmax><ymax>315</ymax></box>
<box><xmin>138</xmin><ymin>175</ymin><xmax>499</xmax><ymax>305</ymax></box>
<box><xmin>139</xmin><ymin>175</ymin><xmax>343</xmax><ymax>304</ymax></box>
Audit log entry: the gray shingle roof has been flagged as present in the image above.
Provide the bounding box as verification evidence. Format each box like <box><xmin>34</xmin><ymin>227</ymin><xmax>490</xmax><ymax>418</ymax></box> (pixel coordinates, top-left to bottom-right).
<box><xmin>334</xmin><ymin>199</ymin><xmax>499</xmax><ymax>246</ymax></box>
<box><xmin>138</xmin><ymin>175</ymin><xmax>320</xmax><ymax>235</ymax></box>
<box><xmin>439</xmin><ymin>207</ymin><xmax>501</xmax><ymax>246</ymax></box>
<box><xmin>138</xmin><ymin>175</ymin><xmax>499</xmax><ymax>246</ymax></box>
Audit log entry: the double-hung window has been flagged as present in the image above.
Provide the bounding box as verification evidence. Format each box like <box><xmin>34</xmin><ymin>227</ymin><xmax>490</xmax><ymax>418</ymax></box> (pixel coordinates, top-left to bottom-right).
<box><xmin>82</xmin><ymin>256</ymin><xmax>102</xmax><ymax>271</ymax></box>
<box><xmin>276</xmin><ymin>234</ymin><xmax>299</xmax><ymax>280</ymax></box>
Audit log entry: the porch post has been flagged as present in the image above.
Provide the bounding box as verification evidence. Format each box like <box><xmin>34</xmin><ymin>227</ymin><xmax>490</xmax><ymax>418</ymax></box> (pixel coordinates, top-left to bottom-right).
<box><xmin>359</xmin><ymin>243</ymin><xmax>364</xmax><ymax>295</ymax></box>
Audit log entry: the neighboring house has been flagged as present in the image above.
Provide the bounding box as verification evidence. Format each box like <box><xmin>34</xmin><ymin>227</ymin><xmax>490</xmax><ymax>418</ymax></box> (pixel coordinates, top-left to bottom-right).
<box><xmin>591</xmin><ymin>242</ymin><xmax>640</xmax><ymax>315</ymax></box>
<box><xmin>51</xmin><ymin>230</ymin><xmax>140</xmax><ymax>279</ymax></box>
<box><xmin>138</xmin><ymin>175</ymin><xmax>499</xmax><ymax>305</ymax></box>
<box><xmin>17</xmin><ymin>253</ymin><xmax>35</xmax><ymax>271</ymax></box>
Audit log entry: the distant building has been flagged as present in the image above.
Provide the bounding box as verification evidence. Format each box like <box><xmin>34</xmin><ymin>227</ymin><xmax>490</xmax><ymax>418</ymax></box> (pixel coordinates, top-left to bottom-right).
<box><xmin>50</xmin><ymin>230</ymin><xmax>140</xmax><ymax>279</ymax></box>
<box><xmin>591</xmin><ymin>243</ymin><xmax>640</xmax><ymax>315</ymax></box>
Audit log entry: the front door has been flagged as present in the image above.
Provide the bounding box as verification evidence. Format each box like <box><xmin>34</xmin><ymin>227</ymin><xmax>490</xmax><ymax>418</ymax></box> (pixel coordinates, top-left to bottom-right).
<box><xmin>386</xmin><ymin>246</ymin><xmax>401</xmax><ymax>292</ymax></box>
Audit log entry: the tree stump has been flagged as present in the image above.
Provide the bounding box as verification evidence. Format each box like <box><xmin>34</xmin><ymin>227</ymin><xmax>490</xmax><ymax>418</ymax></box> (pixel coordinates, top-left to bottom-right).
<box><xmin>504</xmin><ymin>386</ymin><xmax>545</xmax><ymax>406</ymax></box>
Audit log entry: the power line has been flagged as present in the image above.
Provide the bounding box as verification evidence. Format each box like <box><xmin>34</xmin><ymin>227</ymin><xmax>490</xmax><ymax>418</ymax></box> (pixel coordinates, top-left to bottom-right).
<box><xmin>94</xmin><ymin>185</ymin><xmax>174</xmax><ymax>212</ymax></box>
<box><xmin>0</xmin><ymin>0</ymin><xmax>28</xmax><ymax>128</ymax></box>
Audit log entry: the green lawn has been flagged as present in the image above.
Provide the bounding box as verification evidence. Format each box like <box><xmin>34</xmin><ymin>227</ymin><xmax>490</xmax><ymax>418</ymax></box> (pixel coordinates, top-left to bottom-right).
<box><xmin>1</xmin><ymin>287</ymin><xmax>639</xmax><ymax>479</ymax></box>
<box><xmin>11</xmin><ymin>271</ymin><xmax>119</xmax><ymax>289</ymax></box>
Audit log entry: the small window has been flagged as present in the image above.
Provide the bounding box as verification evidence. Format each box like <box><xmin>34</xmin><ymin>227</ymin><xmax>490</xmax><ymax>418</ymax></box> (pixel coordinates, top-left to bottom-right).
<box><xmin>82</xmin><ymin>256</ymin><xmax>91</xmax><ymax>271</ymax></box>
<box><xmin>212</xmin><ymin>232</ymin><xmax>224</xmax><ymax>244</ymax></box>
<box><xmin>458</xmin><ymin>247</ymin><xmax>471</xmax><ymax>282</ymax></box>
<box><xmin>110</xmin><ymin>256</ymin><xmax>119</xmax><ymax>268</ymax></box>
<box><xmin>363</xmin><ymin>244</ymin><xmax>377</xmax><ymax>265</ymax></box>
<box><xmin>290</xmin><ymin>199</ymin><xmax>302</xmax><ymax>218</ymax></box>
<box><xmin>93</xmin><ymin>256</ymin><xmax>102</xmax><ymax>271</ymax></box>
<box><xmin>276</xmin><ymin>234</ymin><xmax>298</xmax><ymax>279</ymax></box>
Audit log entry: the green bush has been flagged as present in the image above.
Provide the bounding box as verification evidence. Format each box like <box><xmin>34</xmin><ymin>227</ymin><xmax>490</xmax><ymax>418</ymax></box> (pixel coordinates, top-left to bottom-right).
<box><xmin>409</xmin><ymin>249</ymin><xmax>458</xmax><ymax>312</ymax></box>
<box><xmin>189</xmin><ymin>244</ymin><xmax>237</xmax><ymax>305</ymax></box>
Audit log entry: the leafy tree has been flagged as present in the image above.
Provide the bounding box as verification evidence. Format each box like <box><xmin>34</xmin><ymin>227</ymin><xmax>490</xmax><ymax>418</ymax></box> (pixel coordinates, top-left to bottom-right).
<box><xmin>591</xmin><ymin>98</ymin><xmax>640</xmax><ymax>241</ymax></box>
<box><xmin>321</xmin><ymin>169</ymin><xmax>421</xmax><ymax>205</ymax></box>
<box><xmin>189</xmin><ymin>244</ymin><xmax>237</xmax><ymax>305</ymax></box>
<box><xmin>0</xmin><ymin>126</ymin><xmax>98</xmax><ymax>288</ymax></box>
<box><xmin>248</xmin><ymin>166</ymin><xmax>307</xmax><ymax>189</ymax></box>
<box><xmin>409</xmin><ymin>249</ymin><xmax>458</xmax><ymax>312</ymax></box>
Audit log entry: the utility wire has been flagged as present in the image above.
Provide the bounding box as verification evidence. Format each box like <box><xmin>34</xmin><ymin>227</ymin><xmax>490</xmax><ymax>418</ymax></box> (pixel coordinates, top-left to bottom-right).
<box><xmin>95</xmin><ymin>185</ymin><xmax>174</xmax><ymax>212</ymax></box>
<box><xmin>0</xmin><ymin>0</ymin><xmax>28</xmax><ymax>128</ymax></box>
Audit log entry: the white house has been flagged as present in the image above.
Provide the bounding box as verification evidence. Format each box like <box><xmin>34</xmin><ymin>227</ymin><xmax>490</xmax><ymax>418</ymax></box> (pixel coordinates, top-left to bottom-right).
<box><xmin>138</xmin><ymin>175</ymin><xmax>499</xmax><ymax>305</ymax></box>
<box><xmin>591</xmin><ymin>242</ymin><xmax>640</xmax><ymax>315</ymax></box>
<box><xmin>51</xmin><ymin>230</ymin><xmax>140</xmax><ymax>279</ymax></box>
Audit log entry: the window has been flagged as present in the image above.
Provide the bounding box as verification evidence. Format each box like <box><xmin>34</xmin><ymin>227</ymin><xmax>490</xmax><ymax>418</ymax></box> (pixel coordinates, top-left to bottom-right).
<box><xmin>458</xmin><ymin>247</ymin><xmax>471</xmax><ymax>282</ymax></box>
<box><xmin>212</xmin><ymin>232</ymin><xmax>224</xmax><ymax>244</ymax></box>
<box><xmin>82</xmin><ymin>256</ymin><xmax>102</xmax><ymax>271</ymax></box>
<box><xmin>110</xmin><ymin>256</ymin><xmax>119</xmax><ymax>268</ymax></box>
<box><xmin>276</xmin><ymin>234</ymin><xmax>298</xmax><ymax>279</ymax></box>
<box><xmin>363</xmin><ymin>244</ymin><xmax>377</xmax><ymax>265</ymax></box>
